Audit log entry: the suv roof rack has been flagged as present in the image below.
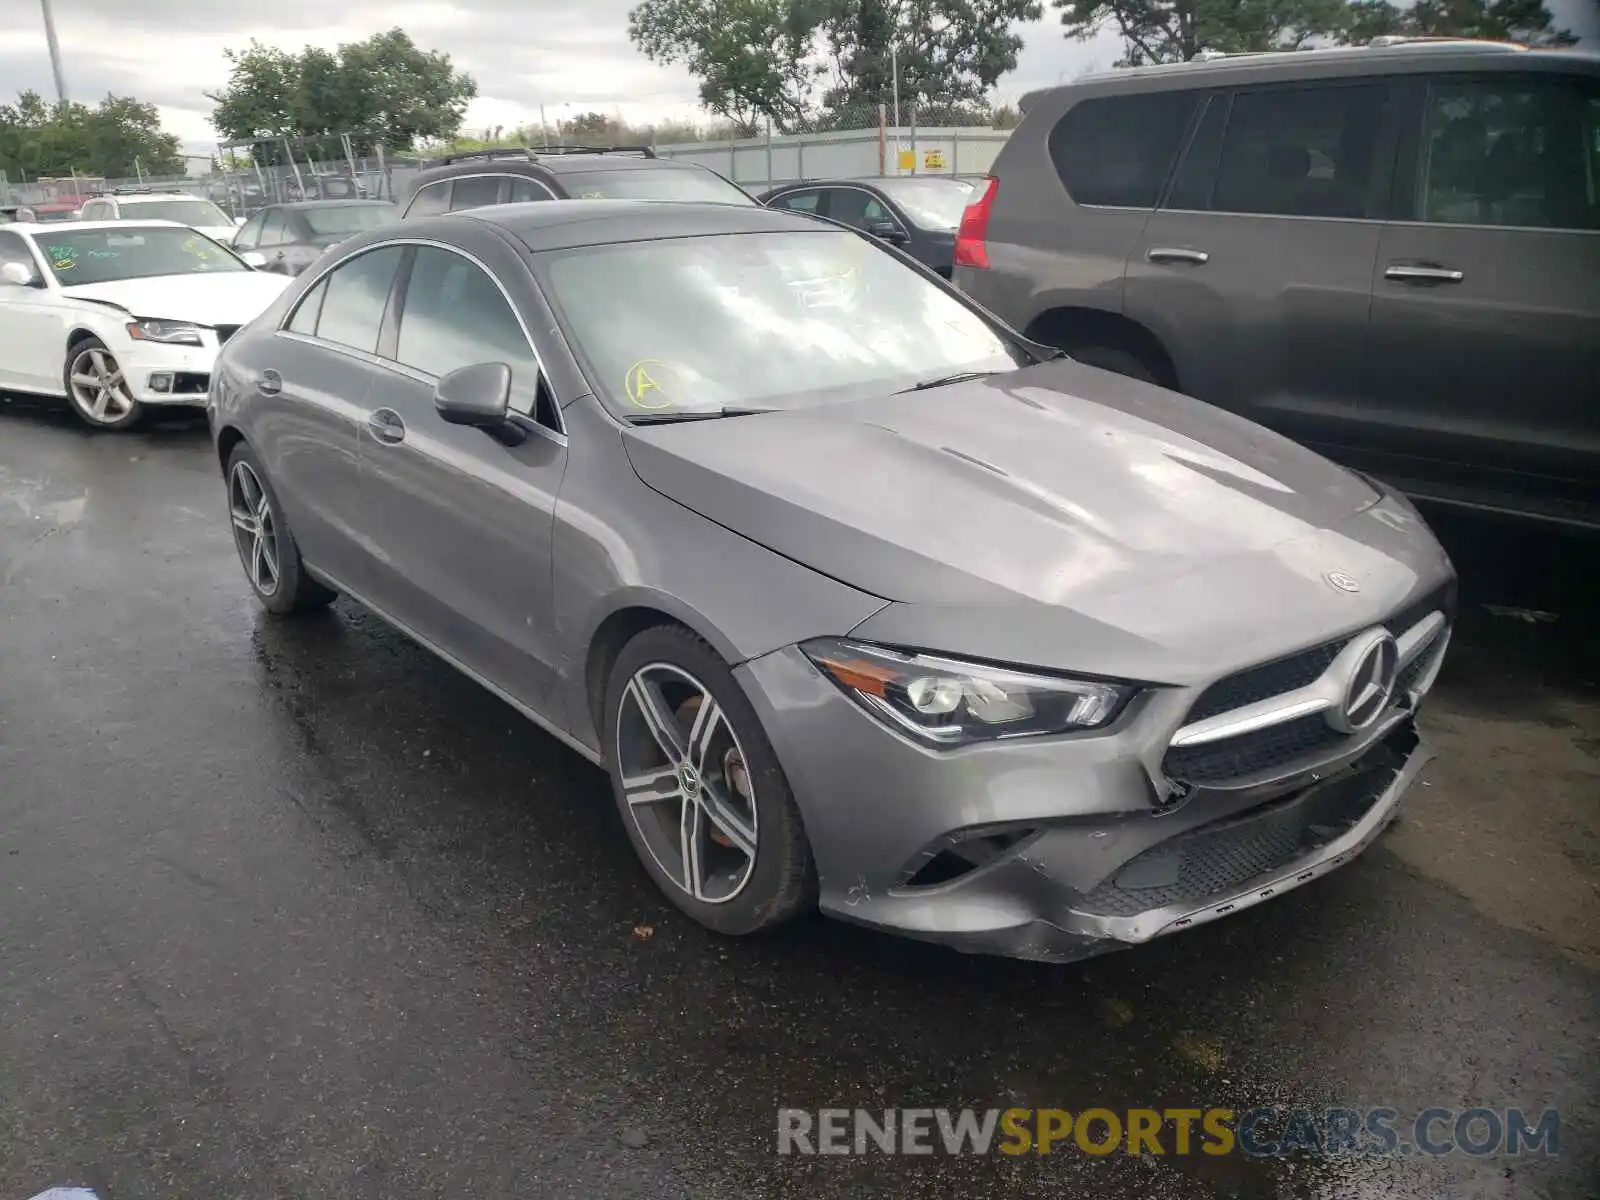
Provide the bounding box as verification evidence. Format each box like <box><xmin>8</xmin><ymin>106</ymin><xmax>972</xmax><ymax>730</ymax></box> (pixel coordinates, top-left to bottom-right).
<box><xmin>1366</xmin><ymin>35</ymin><xmax>1526</xmax><ymax>49</ymax></box>
<box><xmin>433</xmin><ymin>144</ymin><xmax>659</xmax><ymax>166</ymax></box>
<box><xmin>534</xmin><ymin>144</ymin><xmax>657</xmax><ymax>159</ymax></box>
<box><xmin>436</xmin><ymin>147</ymin><xmax>536</xmax><ymax>166</ymax></box>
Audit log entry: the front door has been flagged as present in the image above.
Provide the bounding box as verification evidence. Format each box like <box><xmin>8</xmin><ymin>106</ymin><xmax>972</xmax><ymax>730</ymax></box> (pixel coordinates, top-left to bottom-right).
<box><xmin>0</xmin><ymin>231</ymin><xmax>60</xmax><ymax>393</ymax></box>
<box><xmin>1125</xmin><ymin>81</ymin><xmax>1397</xmax><ymax>456</ymax></box>
<box><xmin>357</xmin><ymin>244</ymin><xmax>567</xmax><ymax>710</ymax></box>
<box><xmin>1363</xmin><ymin>71</ymin><xmax>1600</xmax><ymax>517</ymax></box>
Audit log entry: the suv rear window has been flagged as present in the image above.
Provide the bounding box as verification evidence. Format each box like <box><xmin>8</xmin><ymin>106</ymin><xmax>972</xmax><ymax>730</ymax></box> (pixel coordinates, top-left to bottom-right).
<box><xmin>1048</xmin><ymin>93</ymin><xmax>1198</xmax><ymax>208</ymax></box>
<box><xmin>557</xmin><ymin>168</ymin><xmax>755</xmax><ymax>204</ymax></box>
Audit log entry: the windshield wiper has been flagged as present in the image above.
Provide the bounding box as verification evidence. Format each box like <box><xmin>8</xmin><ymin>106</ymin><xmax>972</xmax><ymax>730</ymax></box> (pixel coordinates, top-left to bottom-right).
<box><xmin>898</xmin><ymin>369</ymin><xmax>1003</xmax><ymax>393</ymax></box>
<box><xmin>627</xmin><ymin>406</ymin><xmax>777</xmax><ymax>424</ymax></box>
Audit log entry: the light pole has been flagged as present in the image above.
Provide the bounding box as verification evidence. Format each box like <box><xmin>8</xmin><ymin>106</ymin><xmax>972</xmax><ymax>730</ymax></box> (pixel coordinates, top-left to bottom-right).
<box><xmin>890</xmin><ymin>42</ymin><xmax>901</xmax><ymax>171</ymax></box>
<box><xmin>40</xmin><ymin>0</ymin><xmax>69</xmax><ymax>104</ymax></box>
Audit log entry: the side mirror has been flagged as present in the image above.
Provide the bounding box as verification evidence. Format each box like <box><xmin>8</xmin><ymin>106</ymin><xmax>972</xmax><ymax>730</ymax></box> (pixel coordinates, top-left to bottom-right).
<box><xmin>240</xmin><ymin>250</ymin><xmax>268</xmax><ymax>268</ymax></box>
<box><xmin>234</xmin><ymin>215</ymin><xmax>247</xmax><ymax>226</ymax></box>
<box><xmin>434</xmin><ymin>362</ymin><xmax>524</xmax><ymax>444</ymax></box>
<box><xmin>0</xmin><ymin>261</ymin><xmax>38</xmax><ymax>286</ymax></box>
<box><xmin>866</xmin><ymin>218</ymin><xmax>909</xmax><ymax>245</ymax></box>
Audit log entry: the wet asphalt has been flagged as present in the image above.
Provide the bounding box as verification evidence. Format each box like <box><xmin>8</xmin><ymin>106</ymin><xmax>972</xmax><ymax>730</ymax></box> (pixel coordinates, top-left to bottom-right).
<box><xmin>0</xmin><ymin>397</ymin><xmax>1595</xmax><ymax>1200</ymax></box>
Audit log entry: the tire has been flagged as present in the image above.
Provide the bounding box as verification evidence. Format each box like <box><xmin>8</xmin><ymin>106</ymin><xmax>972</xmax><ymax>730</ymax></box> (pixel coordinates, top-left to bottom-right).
<box><xmin>603</xmin><ymin>624</ymin><xmax>815</xmax><ymax>935</ymax></box>
<box><xmin>1062</xmin><ymin>342</ymin><xmax>1163</xmax><ymax>387</ymax></box>
<box><xmin>224</xmin><ymin>441</ymin><xmax>338</xmax><ymax>615</ymax></box>
<box><xmin>63</xmin><ymin>336</ymin><xmax>143</xmax><ymax>430</ymax></box>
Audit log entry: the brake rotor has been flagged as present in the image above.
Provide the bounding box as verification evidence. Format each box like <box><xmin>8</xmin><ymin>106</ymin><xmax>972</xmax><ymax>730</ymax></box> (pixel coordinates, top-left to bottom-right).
<box><xmin>675</xmin><ymin>694</ymin><xmax>752</xmax><ymax>847</ymax></box>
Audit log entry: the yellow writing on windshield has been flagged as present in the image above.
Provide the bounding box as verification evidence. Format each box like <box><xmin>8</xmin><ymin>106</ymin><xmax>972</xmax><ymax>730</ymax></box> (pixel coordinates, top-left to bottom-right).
<box><xmin>624</xmin><ymin>359</ymin><xmax>680</xmax><ymax>409</ymax></box>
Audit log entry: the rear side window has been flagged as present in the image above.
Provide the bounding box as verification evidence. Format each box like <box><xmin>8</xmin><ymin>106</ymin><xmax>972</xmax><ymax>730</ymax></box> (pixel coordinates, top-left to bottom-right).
<box><xmin>1048</xmin><ymin>92</ymin><xmax>1198</xmax><ymax>208</ymax></box>
<box><xmin>312</xmin><ymin>246</ymin><xmax>404</xmax><ymax>353</ymax></box>
<box><xmin>1212</xmin><ymin>84</ymin><xmax>1387</xmax><ymax>219</ymax></box>
<box><xmin>405</xmin><ymin>181</ymin><xmax>450</xmax><ymax>219</ymax></box>
<box><xmin>508</xmin><ymin>178</ymin><xmax>549</xmax><ymax>202</ymax></box>
<box><xmin>450</xmin><ymin>176</ymin><xmax>503</xmax><ymax>211</ymax></box>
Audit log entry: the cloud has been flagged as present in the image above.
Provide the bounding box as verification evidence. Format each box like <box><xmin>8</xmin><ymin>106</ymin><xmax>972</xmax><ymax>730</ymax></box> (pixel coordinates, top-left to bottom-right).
<box><xmin>1</xmin><ymin>0</ymin><xmax>1119</xmax><ymax>153</ymax></box>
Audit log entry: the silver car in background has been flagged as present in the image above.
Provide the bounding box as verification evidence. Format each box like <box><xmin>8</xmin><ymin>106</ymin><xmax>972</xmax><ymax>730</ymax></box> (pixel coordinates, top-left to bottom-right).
<box><xmin>208</xmin><ymin>201</ymin><xmax>1454</xmax><ymax>962</ymax></box>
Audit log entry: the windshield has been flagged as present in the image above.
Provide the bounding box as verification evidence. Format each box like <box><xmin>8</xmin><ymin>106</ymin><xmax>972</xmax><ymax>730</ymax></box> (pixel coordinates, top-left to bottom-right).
<box><xmin>558</xmin><ymin>167</ymin><xmax>756</xmax><ymax>205</ymax></box>
<box><xmin>870</xmin><ymin>178</ymin><xmax>977</xmax><ymax>230</ymax></box>
<box><xmin>303</xmin><ymin>203</ymin><xmax>396</xmax><ymax>238</ymax></box>
<box><xmin>40</xmin><ymin>226</ymin><xmax>248</xmax><ymax>285</ymax></box>
<box><xmin>122</xmin><ymin>199</ymin><xmax>233</xmax><ymax>227</ymax></box>
<box><xmin>539</xmin><ymin>230</ymin><xmax>1023</xmax><ymax>418</ymax></box>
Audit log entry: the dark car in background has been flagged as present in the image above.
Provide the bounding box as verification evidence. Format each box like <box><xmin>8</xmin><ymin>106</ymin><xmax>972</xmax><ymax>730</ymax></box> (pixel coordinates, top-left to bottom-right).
<box><xmin>955</xmin><ymin>39</ymin><xmax>1600</xmax><ymax>530</ymax></box>
<box><xmin>232</xmin><ymin>200</ymin><xmax>397</xmax><ymax>275</ymax></box>
<box><xmin>759</xmin><ymin>176</ymin><xmax>976</xmax><ymax>276</ymax></box>
<box><xmin>397</xmin><ymin>146</ymin><xmax>756</xmax><ymax>218</ymax></box>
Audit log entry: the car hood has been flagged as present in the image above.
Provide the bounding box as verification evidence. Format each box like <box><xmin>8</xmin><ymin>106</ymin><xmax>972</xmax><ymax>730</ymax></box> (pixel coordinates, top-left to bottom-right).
<box><xmin>61</xmin><ymin>271</ymin><xmax>292</xmax><ymax>324</ymax></box>
<box><xmin>623</xmin><ymin>358</ymin><xmax>1391</xmax><ymax>628</ymax></box>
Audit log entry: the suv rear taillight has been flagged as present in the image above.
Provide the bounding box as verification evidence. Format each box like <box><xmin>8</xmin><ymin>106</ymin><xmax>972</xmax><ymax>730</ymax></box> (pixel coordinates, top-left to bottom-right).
<box><xmin>954</xmin><ymin>176</ymin><xmax>998</xmax><ymax>270</ymax></box>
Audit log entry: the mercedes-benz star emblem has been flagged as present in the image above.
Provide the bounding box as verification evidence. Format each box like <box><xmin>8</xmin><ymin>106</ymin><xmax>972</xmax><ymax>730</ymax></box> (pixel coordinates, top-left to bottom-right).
<box><xmin>1325</xmin><ymin>570</ymin><xmax>1362</xmax><ymax>594</ymax></box>
<box><xmin>1326</xmin><ymin>631</ymin><xmax>1399</xmax><ymax>733</ymax></box>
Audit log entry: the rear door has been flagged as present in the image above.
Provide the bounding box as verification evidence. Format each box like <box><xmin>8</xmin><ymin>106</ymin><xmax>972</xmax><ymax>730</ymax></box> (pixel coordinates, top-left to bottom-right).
<box><xmin>1363</xmin><ymin>69</ymin><xmax>1600</xmax><ymax>520</ymax></box>
<box><xmin>258</xmin><ymin>244</ymin><xmax>406</xmax><ymax>590</ymax></box>
<box><xmin>0</xmin><ymin>231</ymin><xmax>58</xmax><ymax>393</ymax></box>
<box><xmin>1126</xmin><ymin>79</ymin><xmax>1398</xmax><ymax>452</ymax></box>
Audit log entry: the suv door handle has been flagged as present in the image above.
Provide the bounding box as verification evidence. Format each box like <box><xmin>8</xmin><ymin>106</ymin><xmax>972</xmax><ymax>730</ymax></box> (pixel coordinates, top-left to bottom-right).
<box><xmin>1384</xmin><ymin>263</ymin><xmax>1464</xmax><ymax>284</ymax></box>
<box><xmin>1146</xmin><ymin>246</ymin><xmax>1209</xmax><ymax>265</ymax></box>
<box><xmin>256</xmin><ymin>369</ymin><xmax>282</xmax><ymax>396</ymax></box>
<box><xmin>366</xmin><ymin>408</ymin><xmax>406</xmax><ymax>445</ymax></box>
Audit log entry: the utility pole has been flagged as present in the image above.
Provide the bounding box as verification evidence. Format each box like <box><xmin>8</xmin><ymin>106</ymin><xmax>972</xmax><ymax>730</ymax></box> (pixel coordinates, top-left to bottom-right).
<box><xmin>890</xmin><ymin>43</ymin><xmax>901</xmax><ymax>171</ymax></box>
<box><xmin>40</xmin><ymin>0</ymin><xmax>69</xmax><ymax>104</ymax></box>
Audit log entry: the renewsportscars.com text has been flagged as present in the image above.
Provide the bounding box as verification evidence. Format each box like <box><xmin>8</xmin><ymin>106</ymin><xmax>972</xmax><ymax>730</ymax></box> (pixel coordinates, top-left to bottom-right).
<box><xmin>777</xmin><ymin>1106</ymin><xmax>1560</xmax><ymax>1158</ymax></box>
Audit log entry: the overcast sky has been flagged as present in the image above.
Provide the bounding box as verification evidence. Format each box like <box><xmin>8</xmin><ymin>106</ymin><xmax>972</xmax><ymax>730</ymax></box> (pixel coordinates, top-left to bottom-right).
<box><xmin>2</xmin><ymin>0</ymin><xmax>1596</xmax><ymax>156</ymax></box>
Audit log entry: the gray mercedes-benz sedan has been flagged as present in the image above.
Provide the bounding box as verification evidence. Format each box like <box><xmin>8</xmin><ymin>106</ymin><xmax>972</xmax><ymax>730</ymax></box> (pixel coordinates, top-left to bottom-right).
<box><xmin>208</xmin><ymin>200</ymin><xmax>1455</xmax><ymax>962</ymax></box>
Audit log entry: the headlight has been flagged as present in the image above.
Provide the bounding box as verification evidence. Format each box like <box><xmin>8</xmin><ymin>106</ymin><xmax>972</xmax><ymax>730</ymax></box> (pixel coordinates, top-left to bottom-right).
<box><xmin>126</xmin><ymin>319</ymin><xmax>204</xmax><ymax>346</ymax></box>
<box><xmin>801</xmin><ymin>638</ymin><xmax>1134</xmax><ymax>747</ymax></box>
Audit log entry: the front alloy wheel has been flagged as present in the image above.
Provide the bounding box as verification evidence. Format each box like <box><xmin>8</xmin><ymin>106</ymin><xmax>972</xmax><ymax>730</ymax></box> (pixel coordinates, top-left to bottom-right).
<box><xmin>616</xmin><ymin>663</ymin><xmax>760</xmax><ymax>903</ymax></box>
<box><xmin>65</xmin><ymin>339</ymin><xmax>141</xmax><ymax>429</ymax></box>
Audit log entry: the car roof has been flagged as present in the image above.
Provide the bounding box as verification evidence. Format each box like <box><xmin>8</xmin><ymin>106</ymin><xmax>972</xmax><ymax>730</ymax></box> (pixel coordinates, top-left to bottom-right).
<box><xmin>451</xmin><ymin>199</ymin><xmax>830</xmax><ymax>251</ymax></box>
<box><xmin>1020</xmin><ymin>42</ymin><xmax>1599</xmax><ymax>108</ymax></box>
<box><xmin>416</xmin><ymin>151</ymin><xmax>698</xmax><ymax>179</ymax></box>
<box><xmin>8</xmin><ymin>218</ymin><xmax>188</xmax><ymax>234</ymax></box>
<box><xmin>265</xmin><ymin>199</ymin><xmax>393</xmax><ymax>210</ymax></box>
<box><xmin>106</xmin><ymin>192</ymin><xmax>205</xmax><ymax>201</ymax></box>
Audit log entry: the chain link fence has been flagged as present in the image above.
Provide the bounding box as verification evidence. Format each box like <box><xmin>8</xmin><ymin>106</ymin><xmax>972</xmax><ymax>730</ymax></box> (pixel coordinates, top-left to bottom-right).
<box><xmin>3</xmin><ymin>106</ymin><xmax>1016</xmax><ymax>213</ymax></box>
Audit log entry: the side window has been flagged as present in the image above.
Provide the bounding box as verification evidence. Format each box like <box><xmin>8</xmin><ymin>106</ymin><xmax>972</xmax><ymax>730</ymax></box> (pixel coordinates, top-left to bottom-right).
<box><xmin>1049</xmin><ymin>92</ymin><xmax>1198</xmax><ymax>208</ymax></box>
<box><xmin>0</xmin><ymin>230</ymin><xmax>38</xmax><ymax>272</ymax></box>
<box><xmin>508</xmin><ymin>178</ymin><xmax>549</xmax><ymax>202</ymax></box>
<box><xmin>286</xmin><ymin>277</ymin><xmax>328</xmax><ymax>335</ymax></box>
<box><xmin>405</xmin><ymin>181</ymin><xmax>451</xmax><ymax>219</ymax></box>
<box><xmin>233</xmin><ymin>214</ymin><xmax>265</xmax><ymax>249</ymax></box>
<box><xmin>449</xmin><ymin>176</ymin><xmax>504</xmax><ymax>211</ymax></box>
<box><xmin>1417</xmin><ymin>76</ymin><xmax>1600</xmax><ymax>231</ymax></box>
<box><xmin>825</xmin><ymin>189</ymin><xmax>896</xmax><ymax>230</ymax></box>
<box><xmin>770</xmin><ymin>188</ymin><xmax>822</xmax><ymax>214</ymax></box>
<box><xmin>1166</xmin><ymin>92</ymin><xmax>1231</xmax><ymax>210</ymax></box>
<box><xmin>1212</xmin><ymin>84</ymin><xmax>1387</xmax><ymax>219</ymax></box>
<box><xmin>314</xmin><ymin>246</ymin><xmax>404</xmax><ymax>353</ymax></box>
<box><xmin>394</xmin><ymin>246</ymin><xmax>549</xmax><ymax>424</ymax></box>
<box><xmin>258</xmin><ymin>211</ymin><xmax>288</xmax><ymax>245</ymax></box>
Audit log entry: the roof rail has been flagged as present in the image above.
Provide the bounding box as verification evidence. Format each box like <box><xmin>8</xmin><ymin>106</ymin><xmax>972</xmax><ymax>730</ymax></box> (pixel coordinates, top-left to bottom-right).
<box><xmin>533</xmin><ymin>144</ymin><xmax>657</xmax><ymax>159</ymax></box>
<box><xmin>1366</xmin><ymin>35</ymin><xmax>1526</xmax><ymax>50</ymax></box>
<box><xmin>436</xmin><ymin>147</ymin><xmax>536</xmax><ymax>166</ymax></box>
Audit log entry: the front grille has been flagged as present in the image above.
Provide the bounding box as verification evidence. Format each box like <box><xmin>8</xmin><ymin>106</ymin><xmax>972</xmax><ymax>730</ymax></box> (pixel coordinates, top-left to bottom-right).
<box><xmin>1075</xmin><ymin>761</ymin><xmax>1395</xmax><ymax>917</ymax></box>
<box><xmin>1164</xmin><ymin>712</ymin><xmax>1346</xmax><ymax>786</ymax></box>
<box><xmin>212</xmin><ymin>324</ymin><xmax>241</xmax><ymax>344</ymax></box>
<box><xmin>1184</xmin><ymin>640</ymin><xmax>1345</xmax><ymax>725</ymax></box>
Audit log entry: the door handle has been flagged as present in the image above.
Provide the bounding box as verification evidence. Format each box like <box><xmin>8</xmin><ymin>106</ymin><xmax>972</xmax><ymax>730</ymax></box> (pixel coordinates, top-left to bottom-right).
<box><xmin>1384</xmin><ymin>263</ymin><xmax>1464</xmax><ymax>284</ymax></box>
<box><xmin>1146</xmin><ymin>246</ymin><xmax>1209</xmax><ymax>265</ymax></box>
<box><xmin>366</xmin><ymin>408</ymin><xmax>406</xmax><ymax>445</ymax></box>
<box><xmin>256</xmin><ymin>369</ymin><xmax>282</xmax><ymax>396</ymax></box>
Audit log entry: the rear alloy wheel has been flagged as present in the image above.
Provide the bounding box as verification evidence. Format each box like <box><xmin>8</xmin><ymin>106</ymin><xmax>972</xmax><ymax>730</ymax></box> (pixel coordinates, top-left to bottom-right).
<box><xmin>64</xmin><ymin>337</ymin><xmax>142</xmax><ymax>430</ymax></box>
<box><xmin>605</xmin><ymin>625</ymin><xmax>814</xmax><ymax>935</ymax></box>
<box><xmin>225</xmin><ymin>442</ymin><xmax>338</xmax><ymax>615</ymax></box>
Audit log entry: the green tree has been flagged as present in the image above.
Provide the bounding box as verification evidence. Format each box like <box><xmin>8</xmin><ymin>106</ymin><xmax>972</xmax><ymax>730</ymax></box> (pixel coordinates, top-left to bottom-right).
<box><xmin>1344</xmin><ymin>0</ymin><xmax>1574</xmax><ymax>44</ymax></box>
<box><xmin>1055</xmin><ymin>0</ymin><xmax>1353</xmax><ymax>64</ymax></box>
<box><xmin>629</xmin><ymin>0</ymin><xmax>830</xmax><ymax>134</ymax></box>
<box><xmin>821</xmin><ymin>0</ymin><xmax>1044</xmax><ymax>118</ymax></box>
<box><xmin>0</xmin><ymin>90</ymin><xmax>182</xmax><ymax>179</ymax></box>
<box><xmin>207</xmin><ymin>28</ymin><xmax>478</xmax><ymax>155</ymax></box>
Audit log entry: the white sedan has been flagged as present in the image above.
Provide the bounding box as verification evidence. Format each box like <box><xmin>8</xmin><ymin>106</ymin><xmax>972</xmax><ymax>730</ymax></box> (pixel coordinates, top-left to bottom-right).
<box><xmin>0</xmin><ymin>219</ymin><xmax>291</xmax><ymax>430</ymax></box>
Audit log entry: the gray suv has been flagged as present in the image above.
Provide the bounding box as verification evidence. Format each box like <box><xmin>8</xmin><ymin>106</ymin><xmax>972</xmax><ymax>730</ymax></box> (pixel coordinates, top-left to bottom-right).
<box><xmin>956</xmin><ymin>41</ymin><xmax>1600</xmax><ymax>529</ymax></box>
